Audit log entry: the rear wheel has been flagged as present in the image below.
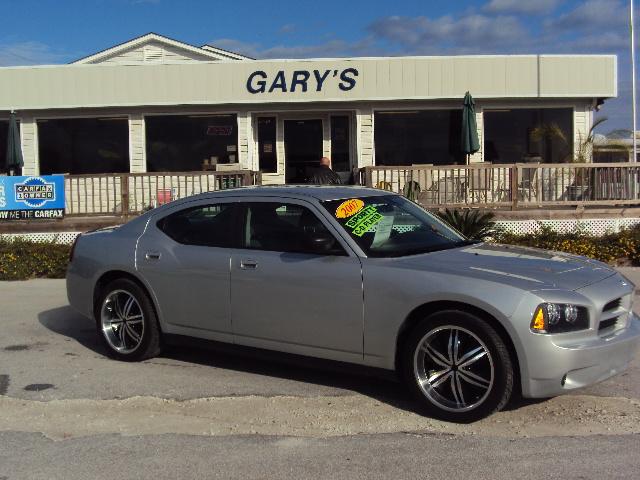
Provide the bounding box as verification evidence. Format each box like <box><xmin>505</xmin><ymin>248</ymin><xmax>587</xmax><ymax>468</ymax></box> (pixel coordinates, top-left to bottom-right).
<box><xmin>402</xmin><ymin>310</ymin><xmax>514</xmax><ymax>422</ymax></box>
<box><xmin>95</xmin><ymin>278</ymin><xmax>162</xmax><ymax>361</ymax></box>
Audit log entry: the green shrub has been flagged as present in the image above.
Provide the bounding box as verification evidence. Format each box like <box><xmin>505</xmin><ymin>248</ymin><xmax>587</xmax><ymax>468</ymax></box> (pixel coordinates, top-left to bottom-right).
<box><xmin>0</xmin><ymin>238</ymin><xmax>70</xmax><ymax>281</ymax></box>
<box><xmin>493</xmin><ymin>223</ymin><xmax>640</xmax><ymax>266</ymax></box>
<box><xmin>436</xmin><ymin>208</ymin><xmax>498</xmax><ymax>240</ymax></box>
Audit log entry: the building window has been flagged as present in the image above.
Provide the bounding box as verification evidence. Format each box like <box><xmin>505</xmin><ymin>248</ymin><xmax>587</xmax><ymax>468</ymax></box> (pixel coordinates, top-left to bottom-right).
<box><xmin>146</xmin><ymin>114</ymin><xmax>238</xmax><ymax>172</ymax></box>
<box><xmin>38</xmin><ymin>117</ymin><xmax>129</xmax><ymax>175</ymax></box>
<box><xmin>374</xmin><ymin>110</ymin><xmax>464</xmax><ymax>166</ymax></box>
<box><xmin>331</xmin><ymin>115</ymin><xmax>350</xmax><ymax>172</ymax></box>
<box><xmin>484</xmin><ymin>108</ymin><xmax>573</xmax><ymax>164</ymax></box>
<box><xmin>257</xmin><ymin>117</ymin><xmax>277</xmax><ymax>173</ymax></box>
<box><xmin>0</xmin><ymin>120</ymin><xmax>9</xmax><ymax>170</ymax></box>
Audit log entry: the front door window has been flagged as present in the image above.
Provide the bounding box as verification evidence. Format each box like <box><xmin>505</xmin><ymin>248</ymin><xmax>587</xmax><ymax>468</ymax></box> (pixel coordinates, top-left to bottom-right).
<box><xmin>284</xmin><ymin>119</ymin><xmax>323</xmax><ymax>183</ymax></box>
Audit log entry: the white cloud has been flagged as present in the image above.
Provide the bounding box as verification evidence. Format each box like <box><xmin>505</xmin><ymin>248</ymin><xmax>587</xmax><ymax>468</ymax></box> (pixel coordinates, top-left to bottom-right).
<box><xmin>368</xmin><ymin>14</ymin><xmax>528</xmax><ymax>53</ymax></box>
<box><xmin>278</xmin><ymin>24</ymin><xmax>297</xmax><ymax>34</ymax></box>
<box><xmin>0</xmin><ymin>41</ymin><xmax>69</xmax><ymax>66</ymax></box>
<box><xmin>483</xmin><ymin>0</ymin><xmax>562</xmax><ymax>15</ymax></box>
<box><xmin>210</xmin><ymin>37</ymin><xmax>378</xmax><ymax>59</ymax></box>
<box><xmin>544</xmin><ymin>0</ymin><xmax>629</xmax><ymax>32</ymax></box>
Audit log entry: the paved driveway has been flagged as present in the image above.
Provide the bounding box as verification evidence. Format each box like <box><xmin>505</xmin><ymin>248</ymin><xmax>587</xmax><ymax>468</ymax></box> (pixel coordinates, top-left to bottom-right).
<box><xmin>1</xmin><ymin>272</ymin><xmax>639</xmax><ymax>479</ymax></box>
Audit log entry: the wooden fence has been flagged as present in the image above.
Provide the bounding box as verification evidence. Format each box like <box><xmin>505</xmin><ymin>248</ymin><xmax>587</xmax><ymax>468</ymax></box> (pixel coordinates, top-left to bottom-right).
<box><xmin>360</xmin><ymin>163</ymin><xmax>640</xmax><ymax>209</ymax></box>
<box><xmin>65</xmin><ymin>170</ymin><xmax>259</xmax><ymax>216</ymax></box>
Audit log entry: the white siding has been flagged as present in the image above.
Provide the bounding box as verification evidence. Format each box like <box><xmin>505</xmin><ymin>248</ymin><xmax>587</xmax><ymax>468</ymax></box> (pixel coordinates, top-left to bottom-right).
<box><xmin>237</xmin><ymin>111</ymin><xmax>250</xmax><ymax>169</ymax></box>
<box><xmin>88</xmin><ymin>41</ymin><xmax>217</xmax><ymax>65</ymax></box>
<box><xmin>574</xmin><ymin>104</ymin><xmax>591</xmax><ymax>160</ymax></box>
<box><xmin>0</xmin><ymin>55</ymin><xmax>616</xmax><ymax>111</ymax></box>
<box><xmin>129</xmin><ymin>115</ymin><xmax>146</xmax><ymax>172</ymax></box>
<box><xmin>358</xmin><ymin>107</ymin><xmax>374</xmax><ymax>168</ymax></box>
<box><xmin>19</xmin><ymin>117</ymin><xmax>38</xmax><ymax>176</ymax></box>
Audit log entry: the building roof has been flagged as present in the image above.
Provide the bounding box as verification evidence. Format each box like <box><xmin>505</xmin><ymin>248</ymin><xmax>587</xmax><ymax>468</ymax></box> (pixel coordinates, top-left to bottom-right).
<box><xmin>72</xmin><ymin>32</ymin><xmax>251</xmax><ymax>64</ymax></box>
<box><xmin>0</xmin><ymin>54</ymin><xmax>617</xmax><ymax>111</ymax></box>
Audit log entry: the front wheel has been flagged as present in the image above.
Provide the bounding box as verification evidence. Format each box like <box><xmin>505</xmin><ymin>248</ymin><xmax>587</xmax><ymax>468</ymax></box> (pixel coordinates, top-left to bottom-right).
<box><xmin>95</xmin><ymin>278</ymin><xmax>162</xmax><ymax>361</ymax></box>
<box><xmin>402</xmin><ymin>310</ymin><xmax>514</xmax><ymax>422</ymax></box>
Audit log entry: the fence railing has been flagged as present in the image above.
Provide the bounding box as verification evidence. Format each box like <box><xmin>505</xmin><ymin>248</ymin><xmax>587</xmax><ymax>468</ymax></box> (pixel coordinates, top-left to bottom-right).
<box><xmin>65</xmin><ymin>170</ymin><xmax>259</xmax><ymax>216</ymax></box>
<box><xmin>360</xmin><ymin>163</ymin><xmax>640</xmax><ymax>209</ymax></box>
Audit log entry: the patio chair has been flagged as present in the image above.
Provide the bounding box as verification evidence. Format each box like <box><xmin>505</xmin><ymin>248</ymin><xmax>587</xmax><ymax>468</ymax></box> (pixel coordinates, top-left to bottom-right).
<box><xmin>468</xmin><ymin>169</ymin><xmax>491</xmax><ymax>203</ymax></box>
<box><xmin>517</xmin><ymin>167</ymin><xmax>538</xmax><ymax>202</ymax></box>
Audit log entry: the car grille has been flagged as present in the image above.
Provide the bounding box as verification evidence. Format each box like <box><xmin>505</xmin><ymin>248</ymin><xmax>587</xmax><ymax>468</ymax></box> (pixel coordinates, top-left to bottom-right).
<box><xmin>603</xmin><ymin>298</ymin><xmax>622</xmax><ymax>312</ymax></box>
<box><xmin>598</xmin><ymin>296</ymin><xmax>629</xmax><ymax>335</ymax></box>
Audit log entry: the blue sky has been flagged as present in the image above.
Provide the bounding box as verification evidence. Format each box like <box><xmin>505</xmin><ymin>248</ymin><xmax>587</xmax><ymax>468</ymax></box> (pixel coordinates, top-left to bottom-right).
<box><xmin>0</xmin><ymin>0</ymin><xmax>637</xmax><ymax>132</ymax></box>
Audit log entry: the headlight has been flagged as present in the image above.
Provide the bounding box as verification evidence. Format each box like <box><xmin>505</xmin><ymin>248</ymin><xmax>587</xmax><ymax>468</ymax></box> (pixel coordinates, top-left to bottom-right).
<box><xmin>530</xmin><ymin>303</ymin><xmax>589</xmax><ymax>333</ymax></box>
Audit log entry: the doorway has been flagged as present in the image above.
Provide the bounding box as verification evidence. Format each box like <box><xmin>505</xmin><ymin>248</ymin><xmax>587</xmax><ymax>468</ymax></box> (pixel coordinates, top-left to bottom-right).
<box><xmin>284</xmin><ymin>119</ymin><xmax>323</xmax><ymax>183</ymax></box>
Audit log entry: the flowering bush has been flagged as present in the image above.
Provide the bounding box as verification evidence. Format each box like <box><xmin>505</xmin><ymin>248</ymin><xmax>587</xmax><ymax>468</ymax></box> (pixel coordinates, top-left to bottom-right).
<box><xmin>0</xmin><ymin>238</ymin><xmax>70</xmax><ymax>281</ymax></box>
<box><xmin>493</xmin><ymin>224</ymin><xmax>640</xmax><ymax>266</ymax></box>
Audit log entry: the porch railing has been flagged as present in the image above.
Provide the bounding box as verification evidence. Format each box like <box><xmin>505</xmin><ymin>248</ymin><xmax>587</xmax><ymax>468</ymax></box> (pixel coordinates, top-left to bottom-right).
<box><xmin>360</xmin><ymin>163</ymin><xmax>640</xmax><ymax>209</ymax></box>
<box><xmin>64</xmin><ymin>170</ymin><xmax>260</xmax><ymax>217</ymax></box>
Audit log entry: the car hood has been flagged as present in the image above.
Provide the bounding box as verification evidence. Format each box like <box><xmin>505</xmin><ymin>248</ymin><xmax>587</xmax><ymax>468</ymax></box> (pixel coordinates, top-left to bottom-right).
<box><xmin>392</xmin><ymin>243</ymin><xmax>616</xmax><ymax>291</ymax></box>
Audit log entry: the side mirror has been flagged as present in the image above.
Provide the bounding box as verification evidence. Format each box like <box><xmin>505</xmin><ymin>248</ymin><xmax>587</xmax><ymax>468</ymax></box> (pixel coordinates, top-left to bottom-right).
<box><xmin>306</xmin><ymin>230</ymin><xmax>336</xmax><ymax>253</ymax></box>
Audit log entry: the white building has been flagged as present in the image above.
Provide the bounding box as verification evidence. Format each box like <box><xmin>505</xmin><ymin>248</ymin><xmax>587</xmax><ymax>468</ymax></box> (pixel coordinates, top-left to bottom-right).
<box><xmin>0</xmin><ymin>33</ymin><xmax>618</xmax><ymax>185</ymax></box>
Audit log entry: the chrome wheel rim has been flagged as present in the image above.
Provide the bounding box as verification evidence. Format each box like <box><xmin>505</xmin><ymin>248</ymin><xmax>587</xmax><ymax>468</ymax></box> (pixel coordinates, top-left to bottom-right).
<box><xmin>100</xmin><ymin>290</ymin><xmax>145</xmax><ymax>354</ymax></box>
<box><xmin>414</xmin><ymin>325</ymin><xmax>494</xmax><ymax>413</ymax></box>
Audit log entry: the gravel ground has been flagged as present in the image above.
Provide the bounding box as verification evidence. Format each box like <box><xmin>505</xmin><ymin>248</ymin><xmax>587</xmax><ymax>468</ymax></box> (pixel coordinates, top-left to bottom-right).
<box><xmin>1</xmin><ymin>273</ymin><xmax>639</xmax><ymax>479</ymax></box>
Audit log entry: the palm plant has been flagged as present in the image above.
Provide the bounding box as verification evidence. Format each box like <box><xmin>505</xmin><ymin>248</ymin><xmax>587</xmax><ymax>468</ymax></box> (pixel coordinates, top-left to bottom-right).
<box><xmin>436</xmin><ymin>208</ymin><xmax>497</xmax><ymax>241</ymax></box>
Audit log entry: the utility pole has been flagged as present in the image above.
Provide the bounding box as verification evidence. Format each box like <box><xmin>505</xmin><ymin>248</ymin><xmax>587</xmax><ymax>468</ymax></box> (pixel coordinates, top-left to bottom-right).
<box><xmin>632</xmin><ymin>0</ymin><xmax>637</xmax><ymax>162</ymax></box>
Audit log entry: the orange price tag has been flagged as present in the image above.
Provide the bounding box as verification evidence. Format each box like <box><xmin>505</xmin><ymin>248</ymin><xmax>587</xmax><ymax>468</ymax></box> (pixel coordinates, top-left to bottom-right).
<box><xmin>335</xmin><ymin>198</ymin><xmax>364</xmax><ymax>219</ymax></box>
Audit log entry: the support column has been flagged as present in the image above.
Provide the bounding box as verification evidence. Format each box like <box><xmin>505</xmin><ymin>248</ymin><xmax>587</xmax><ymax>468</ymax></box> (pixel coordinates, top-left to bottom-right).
<box><xmin>357</xmin><ymin>107</ymin><xmax>374</xmax><ymax>168</ymax></box>
<box><xmin>237</xmin><ymin>111</ymin><xmax>251</xmax><ymax>169</ymax></box>
<box><xmin>129</xmin><ymin>114</ymin><xmax>146</xmax><ymax>173</ymax></box>
<box><xmin>19</xmin><ymin>117</ymin><xmax>38</xmax><ymax>176</ymax></box>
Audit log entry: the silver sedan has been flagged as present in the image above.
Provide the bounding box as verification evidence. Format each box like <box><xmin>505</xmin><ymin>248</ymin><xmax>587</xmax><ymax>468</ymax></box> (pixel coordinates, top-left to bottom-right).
<box><xmin>66</xmin><ymin>186</ymin><xmax>640</xmax><ymax>422</ymax></box>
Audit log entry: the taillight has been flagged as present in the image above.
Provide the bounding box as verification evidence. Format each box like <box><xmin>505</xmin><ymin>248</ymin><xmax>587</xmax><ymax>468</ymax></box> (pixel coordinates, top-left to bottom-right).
<box><xmin>69</xmin><ymin>234</ymin><xmax>81</xmax><ymax>262</ymax></box>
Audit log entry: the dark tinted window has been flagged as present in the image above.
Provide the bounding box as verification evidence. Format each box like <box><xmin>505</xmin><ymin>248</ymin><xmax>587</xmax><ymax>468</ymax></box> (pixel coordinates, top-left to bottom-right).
<box><xmin>157</xmin><ymin>203</ymin><xmax>237</xmax><ymax>247</ymax></box>
<box><xmin>146</xmin><ymin>114</ymin><xmax>238</xmax><ymax>172</ymax></box>
<box><xmin>0</xmin><ymin>121</ymin><xmax>9</xmax><ymax>171</ymax></box>
<box><xmin>374</xmin><ymin>110</ymin><xmax>464</xmax><ymax>166</ymax></box>
<box><xmin>331</xmin><ymin>115</ymin><xmax>350</xmax><ymax>172</ymax></box>
<box><xmin>257</xmin><ymin>117</ymin><xmax>277</xmax><ymax>173</ymax></box>
<box><xmin>242</xmin><ymin>202</ymin><xmax>345</xmax><ymax>255</ymax></box>
<box><xmin>38</xmin><ymin>117</ymin><xmax>129</xmax><ymax>174</ymax></box>
<box><xmin>484</xmin><ymin>108</ymin><xmax>573</xmax><ymax>164</ymax></box>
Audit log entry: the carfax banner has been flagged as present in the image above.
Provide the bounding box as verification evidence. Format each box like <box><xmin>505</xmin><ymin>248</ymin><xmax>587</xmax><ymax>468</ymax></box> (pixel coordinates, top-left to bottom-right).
<box><xmin>0</xmin><ymin>175</ymin><xmax>66</xmax><ymax>220</ymax></box>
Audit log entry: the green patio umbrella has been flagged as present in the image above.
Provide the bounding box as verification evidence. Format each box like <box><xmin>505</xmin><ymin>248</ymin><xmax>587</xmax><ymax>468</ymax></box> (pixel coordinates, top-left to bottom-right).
<box><xmin>5</xmin><ymin>111</ymin><xmax>24</xmax><ymax>175</ymax></box>
<box><xmin>461</xmin><ymin>91</ymin><xmax>480</xmax><ymax>165</ymax></box>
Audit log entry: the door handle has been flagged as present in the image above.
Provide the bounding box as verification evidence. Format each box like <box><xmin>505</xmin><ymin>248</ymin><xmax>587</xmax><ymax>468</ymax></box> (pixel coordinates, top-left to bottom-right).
<box><xmin>240</xmin><ymin>259</ymin><xmax>258</xmax><ymax>270</ymax></box>
<box><xmin>145</xmin><ymin>251</ymin><xmax>161</xmax><ymax>261</ymax></box>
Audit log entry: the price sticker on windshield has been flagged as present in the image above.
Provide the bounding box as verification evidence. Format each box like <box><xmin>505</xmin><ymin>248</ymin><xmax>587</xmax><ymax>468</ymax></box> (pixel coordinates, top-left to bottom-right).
<box><xmin>335</xmin><ymin>198</ymin><xmax>364</xmax><ymax>219</ymax></box>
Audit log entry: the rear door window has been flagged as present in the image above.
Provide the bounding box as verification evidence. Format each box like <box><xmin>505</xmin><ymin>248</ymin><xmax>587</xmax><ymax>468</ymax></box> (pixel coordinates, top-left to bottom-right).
<box><xmin>157</xmin><ymin>203</ymin><xmax>238</xmax><ymax>247</ymax></box>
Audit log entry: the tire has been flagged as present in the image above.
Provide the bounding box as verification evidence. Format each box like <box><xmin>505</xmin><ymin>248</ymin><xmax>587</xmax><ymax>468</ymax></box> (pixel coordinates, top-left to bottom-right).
<box><xmin>401</xmin><ymin>310</ymin><xmax>514</xmax><ymax>423</ymax></box>
<box><xmin>94</xmin><ymin>278</ymin><xmax>162</xmax><ymax>361</ymax></box>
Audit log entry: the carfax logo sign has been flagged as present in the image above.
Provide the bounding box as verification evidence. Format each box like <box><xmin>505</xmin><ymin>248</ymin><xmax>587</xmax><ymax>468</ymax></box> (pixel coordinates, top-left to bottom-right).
<box><xmin>0</xmin><ymin>175</ymin><xmax>65</xmax><ymax>220</ymax></box>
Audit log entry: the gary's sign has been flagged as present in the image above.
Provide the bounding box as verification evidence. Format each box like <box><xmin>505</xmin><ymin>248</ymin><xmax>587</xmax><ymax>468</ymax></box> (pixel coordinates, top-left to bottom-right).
<box><xmin>0</xmin><ymin>175</ymin><xmax>65</xmax><ymax>220</ymax></box>
<box><xmin>247</xmin><ymin>68</ymin><xmax>359</xmax><ymax>94</ymax></box>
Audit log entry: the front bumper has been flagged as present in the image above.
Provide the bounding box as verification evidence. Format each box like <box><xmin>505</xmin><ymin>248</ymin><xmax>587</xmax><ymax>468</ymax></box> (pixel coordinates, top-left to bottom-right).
<box><xmin>523</xmin><ymin>312</ymin><xmax>640</xmax><ymax>398</ymax></box>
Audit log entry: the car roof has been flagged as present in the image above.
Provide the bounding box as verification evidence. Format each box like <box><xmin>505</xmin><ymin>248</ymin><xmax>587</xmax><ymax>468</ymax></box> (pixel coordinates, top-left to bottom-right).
<box><xmin>136</xmin><ymin>185</ymin><xmax>397</xmax><ymax>220</ymax></box>
<box><xmin>182</xmin><ymin>185</ymin><xmax>394</xmax><ymax>203</ymax></box>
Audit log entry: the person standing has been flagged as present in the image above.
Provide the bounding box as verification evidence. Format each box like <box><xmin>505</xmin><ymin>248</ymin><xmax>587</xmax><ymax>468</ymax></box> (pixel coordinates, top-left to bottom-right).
<box><xmin>308</xmin><ymin>156</ymin><xmax>342</xmax><ymax>185</ymax></box>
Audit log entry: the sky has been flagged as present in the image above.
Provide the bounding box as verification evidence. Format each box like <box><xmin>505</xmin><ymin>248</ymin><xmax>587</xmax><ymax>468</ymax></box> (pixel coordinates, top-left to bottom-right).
<box><xmin>0</xmin><ymin>0</ymin><xmax>637</xmax><ymax>133</ymax></box>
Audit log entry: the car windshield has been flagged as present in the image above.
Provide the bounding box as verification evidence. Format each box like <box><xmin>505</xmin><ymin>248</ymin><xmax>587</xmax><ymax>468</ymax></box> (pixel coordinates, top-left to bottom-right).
<box><xmin>322</xmin><ymin>195</ymin><xmax>471</xmax><ymax>257</ymax></box>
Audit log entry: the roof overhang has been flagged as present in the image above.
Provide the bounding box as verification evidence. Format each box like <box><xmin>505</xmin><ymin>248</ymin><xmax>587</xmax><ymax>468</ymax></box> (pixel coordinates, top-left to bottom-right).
<box><xmin>0</xmin><ymin>54</ymin><xmax>617</xmax><ymax>111</ymax></box>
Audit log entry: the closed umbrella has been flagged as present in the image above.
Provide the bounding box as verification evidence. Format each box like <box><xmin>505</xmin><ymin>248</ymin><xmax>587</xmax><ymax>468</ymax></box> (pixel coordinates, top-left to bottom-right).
<box><xmin>5</xmin><ymin>111</ymin><xmax>24</xmax><ymax>175</ymax></box>
<box><xmin>461</xmin><ymin>92</ymin><xmax>480</xmax><ymax>165</ymax></box>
